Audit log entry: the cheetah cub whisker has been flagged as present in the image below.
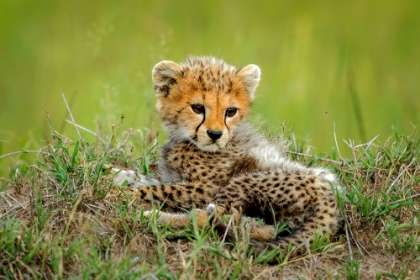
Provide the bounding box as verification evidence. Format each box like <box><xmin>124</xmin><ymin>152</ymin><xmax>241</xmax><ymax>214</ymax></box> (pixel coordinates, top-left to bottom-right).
<box><xmin>112</xmin><ymin>56</ymin><xmax>341</xmax><ymax>260</ymax></box>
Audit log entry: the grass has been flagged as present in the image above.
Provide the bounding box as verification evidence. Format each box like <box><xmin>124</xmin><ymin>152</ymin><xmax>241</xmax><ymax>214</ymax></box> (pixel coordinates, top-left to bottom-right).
<box><xmin>1</xmin><ymin>0</ymin><xmax>419</xmax><ymax>168</ymax></box>
<box><xmin>1</xmin><ymin>110</ymin><xmax>419</xmax><ymax>279</ymax></box>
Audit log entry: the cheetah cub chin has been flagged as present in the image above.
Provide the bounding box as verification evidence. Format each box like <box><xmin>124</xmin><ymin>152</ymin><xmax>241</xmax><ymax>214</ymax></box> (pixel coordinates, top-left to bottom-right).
<box><xmin>112</xmin><ymin>56</ymin><xmax>341</xmax><ymax>259</ymax></box>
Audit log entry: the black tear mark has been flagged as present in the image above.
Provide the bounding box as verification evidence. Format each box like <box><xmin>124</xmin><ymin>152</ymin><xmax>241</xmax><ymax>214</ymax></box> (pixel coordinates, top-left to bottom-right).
<box><xmin>195</xmin><ymin>108</ymin><xmax>206</xmax><ymax>134</ymax></box>
<box><xmin>224</xmin><ymin>117</ymin><xmax>228</xmax><ymax>132</ymax></box>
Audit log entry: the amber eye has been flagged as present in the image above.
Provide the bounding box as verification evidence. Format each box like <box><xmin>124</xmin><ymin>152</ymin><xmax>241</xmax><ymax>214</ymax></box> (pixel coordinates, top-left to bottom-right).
<box><xmin>225</xmin><ymin>108</ymin><xmax>237</xmax><ymax>118</ymax></box>
<box><xmin>191</xmin><ymin>104</ymin><xmax>205</xmax><ymax>114</ymax></box>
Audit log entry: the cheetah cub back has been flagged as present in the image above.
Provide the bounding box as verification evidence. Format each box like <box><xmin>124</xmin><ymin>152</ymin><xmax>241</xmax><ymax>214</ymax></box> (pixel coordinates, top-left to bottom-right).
<box><xmin>113</xmin><ymin>56</ymin><xmax>341</xmax><ymax>258</ymax></box>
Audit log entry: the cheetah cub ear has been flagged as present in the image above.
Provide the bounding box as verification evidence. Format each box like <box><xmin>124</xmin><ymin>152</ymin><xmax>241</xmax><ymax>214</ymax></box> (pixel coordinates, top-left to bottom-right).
<box><xmin>237</xmin><ymin>64</ymin><xmax>261</xmax><ymax>101</ymax></box>
<box><xmin>152</xmin><ymin>60</ymin><xmax>183</xmax><ymax>96</ymax></box>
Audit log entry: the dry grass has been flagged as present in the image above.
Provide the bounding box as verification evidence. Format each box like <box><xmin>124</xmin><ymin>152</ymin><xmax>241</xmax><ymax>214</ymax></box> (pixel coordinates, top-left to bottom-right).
<box><xmin>1</xmin><ymin>123</ymin><xmax>419</xmax><ymax>279</ymax></box>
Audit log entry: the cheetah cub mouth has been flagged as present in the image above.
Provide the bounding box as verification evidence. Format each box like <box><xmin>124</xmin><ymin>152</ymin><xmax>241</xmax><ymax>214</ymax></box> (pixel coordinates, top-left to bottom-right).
<box><xmin>152</xmin><ymin>57</ymin><xmax>261</xmax><ymax>152</ymax></box>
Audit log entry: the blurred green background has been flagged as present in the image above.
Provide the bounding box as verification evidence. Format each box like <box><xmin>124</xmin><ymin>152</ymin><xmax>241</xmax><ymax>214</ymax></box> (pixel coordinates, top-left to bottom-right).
<box><xmin>0</xmin><ymin>0</ymin><xmax>419</xmax><ymax>174</ymax></box>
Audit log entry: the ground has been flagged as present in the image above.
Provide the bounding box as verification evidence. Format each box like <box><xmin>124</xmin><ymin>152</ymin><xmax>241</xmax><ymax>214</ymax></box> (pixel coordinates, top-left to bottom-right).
<box><xmin>0</xmin><ymin>125</ymin><xmax>419</xmax><ymax>279</ymax></box>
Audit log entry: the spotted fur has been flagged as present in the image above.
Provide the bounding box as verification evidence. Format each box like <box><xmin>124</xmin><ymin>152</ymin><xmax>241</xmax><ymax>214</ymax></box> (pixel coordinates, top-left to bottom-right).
<box><xmin>113</xmin><ymin>56</ymin><xmax>341</xmax><ymax>259</ymax></box>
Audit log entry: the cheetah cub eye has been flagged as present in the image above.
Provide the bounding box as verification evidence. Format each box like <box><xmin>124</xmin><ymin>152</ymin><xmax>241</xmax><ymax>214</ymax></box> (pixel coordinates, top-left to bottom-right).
<box><xmin>191</xmin><ymin>104</ymin><xmax>205</xmax><ymax>114</ymax></box>
<box><xmin>225</xmin><ymin>108</ymin><xmax>237</xmax><ymax>118</ymax></box>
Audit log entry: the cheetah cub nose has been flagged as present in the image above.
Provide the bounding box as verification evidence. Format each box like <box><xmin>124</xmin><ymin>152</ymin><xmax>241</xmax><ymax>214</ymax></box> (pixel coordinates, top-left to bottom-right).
<box><xmin>207</xmin><ymin>130</ymin><xmax>223</xmax><ymax>141</ymax></box>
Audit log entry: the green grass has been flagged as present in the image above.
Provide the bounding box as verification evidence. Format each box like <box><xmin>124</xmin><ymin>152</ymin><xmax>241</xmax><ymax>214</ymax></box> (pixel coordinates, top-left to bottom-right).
<box><xmin>0</xmin><ymin>0</ymin><xmax>419</xmax><ymax>176</ymax></box>
<box><xmin>1</xmin><ymin>111</ymin><xmax>419</xmax><ymax>279</ymax></box>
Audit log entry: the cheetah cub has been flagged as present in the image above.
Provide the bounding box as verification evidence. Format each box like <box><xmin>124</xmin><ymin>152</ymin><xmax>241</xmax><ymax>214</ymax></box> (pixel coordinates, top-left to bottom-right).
<box><xmin>113</xmin><ymin>56</ymin><xmax>341</xmax><ymax>257</ymax></box>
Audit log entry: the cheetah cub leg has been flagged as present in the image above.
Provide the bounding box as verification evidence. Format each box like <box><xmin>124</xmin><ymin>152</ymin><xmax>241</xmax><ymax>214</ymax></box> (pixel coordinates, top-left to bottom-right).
<box><xmin>105</xmin><ymin>165</ymin><xmax>204</xmax><ymax>227</ymax></box>
<box><xmin>208</xmin><ymin>170</ymin><xmax>341</xmax><ymax>256</ymax></box>
<box><xmin>143</xmin><ymin>204</ymin><xmax>276</xmax><ymax>241</ymax></box>
<box><xmin>206</xmin><ymin>203</ymin><xmax>277</xmax><ymax>242</ymax></box>
<box><xmin>142</xmin><ymin>209</ymin><xmax>210</xmax><ymax>228</ymax></box>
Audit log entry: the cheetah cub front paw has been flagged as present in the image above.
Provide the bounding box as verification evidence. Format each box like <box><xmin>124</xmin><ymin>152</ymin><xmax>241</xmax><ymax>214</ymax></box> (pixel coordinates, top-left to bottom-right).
<box><xmin>108</xmin><ymin>167</ymin><xmax>160</xmax><ymax>187</ymax></box>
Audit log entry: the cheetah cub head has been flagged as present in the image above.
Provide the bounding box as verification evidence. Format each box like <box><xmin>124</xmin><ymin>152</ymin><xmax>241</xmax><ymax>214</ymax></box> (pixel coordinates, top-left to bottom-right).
<box><xmin>152</xmin><ymin>56</ymin><xmax>261</xmax><ymax>152</ymax></box>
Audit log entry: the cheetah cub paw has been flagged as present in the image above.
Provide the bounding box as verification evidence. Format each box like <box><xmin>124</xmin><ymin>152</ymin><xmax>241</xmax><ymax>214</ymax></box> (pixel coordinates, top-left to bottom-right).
<box><xmin>108</xmin><ymin>166</ymin><xmax>160</xmax><ymax>187</ymax></box>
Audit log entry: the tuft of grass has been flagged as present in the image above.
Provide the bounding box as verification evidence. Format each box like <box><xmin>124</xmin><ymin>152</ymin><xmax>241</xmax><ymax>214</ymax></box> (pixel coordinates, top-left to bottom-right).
<box><xmin>0</xmin><ymin>117</ymin><xmax>419</xmax><ymax>279</ymax></box>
